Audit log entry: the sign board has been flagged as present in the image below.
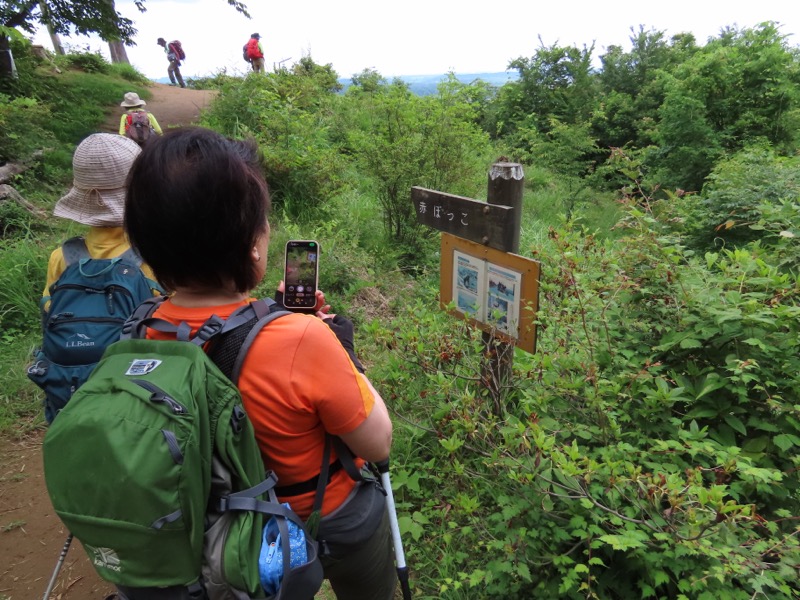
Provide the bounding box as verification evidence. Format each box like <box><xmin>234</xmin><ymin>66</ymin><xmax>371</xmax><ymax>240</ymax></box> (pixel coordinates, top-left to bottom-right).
<box><xmin>411</xmin><ymin>187</ymin><xmax>517</xmax><ymax>252</ymax></box>
<box><xmin>440</xmin><ymin>233</ymin><xmax>540</xmax><ymax>353</ymax></box>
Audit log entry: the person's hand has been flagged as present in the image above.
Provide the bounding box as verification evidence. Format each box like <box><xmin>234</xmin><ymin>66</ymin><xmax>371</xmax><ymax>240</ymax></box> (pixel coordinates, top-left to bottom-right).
<box><xmin>322</xmin><ymin>314</ymin><xmax>365</xmax><ymax>373</ymax></box>
<box><xmin>274</xmin><ymin>281</ymin><xmax>330</xmax><ymax>314</ymax></box>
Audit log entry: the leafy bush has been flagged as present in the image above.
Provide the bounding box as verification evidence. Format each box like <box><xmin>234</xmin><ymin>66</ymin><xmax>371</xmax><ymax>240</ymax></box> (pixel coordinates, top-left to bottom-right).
<box><xmin>341</xmin><ymin>76</ymin><xmax>492</xmax><ymax>252</ymax></box>
<box><xmin>677</xmin><ymin>146</ymin><xmax>800</xmax><ymax>250</ymax></box>
<box><xmin>0</xmin><ymin>238</ymin><xmax>47</xmax><ymax>332</ymax></box>
<box><xmin>186</xmin><ymin>68</ymin><xmax>242</xmax><ymax>90</ymax></box>
<box><xmin>0</xmin><ymin>94</ymin><xmax>54</xmax><ymax>163</ymax></box>
<box><xmin>108</xmin><ymin>61</ymin><xmax>151</xmax><ymax>85</ymax></box>
<box><xmin>201</xmin><ymin>64</ymin><xmax>346</xmax><ymax>218</ymax></box>
<box><xmin>0</xmin><ymin>199</ymin><xmax>35</xmax><ymax>238</ymax></box>
<box><xmin>54</xmin><ymin>48</ymin><xmax>110</xmax><ymax>74</ymax></box>
<box><xmin>373</xmin><ymin>197</ymin><xmax>800</xmax><ymax>598</ymax></box>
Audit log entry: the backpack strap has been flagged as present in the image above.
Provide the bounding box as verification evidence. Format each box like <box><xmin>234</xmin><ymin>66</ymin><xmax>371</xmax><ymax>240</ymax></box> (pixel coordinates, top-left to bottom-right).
<box><xmin>213</xmin><ymin>299</ymin><xmax>289</xmax><ymax>383</ymax></box>
<box><xmin>118</xmin><ymin>246</ymin><xmax>144</xmax><ymax>268</ymax></box>
<box><xmin>61</xmin><ymin>237</ymin><xmax>90</xmax><ymax>266</ymax></box>
<box><xmin>120</xmin><ymin>296</ymin><xmax>168</xmax><ymax>340</ymax></box>
<box><xmin>62</xmin><ymin>237</ymin><xmax>143</xmax><ymax>268</ymax></box>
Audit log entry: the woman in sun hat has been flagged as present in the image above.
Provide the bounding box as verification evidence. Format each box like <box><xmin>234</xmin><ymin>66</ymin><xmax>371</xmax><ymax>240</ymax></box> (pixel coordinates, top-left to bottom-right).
<box><xmin>118</xmin><ymin>91</ymin><xmax>162</xmax><ymax>146</ymax></box>
<box><xmin>43</xmin><ymin>133</ymin><xmax>160</xmax><ymax>295</ymax></box>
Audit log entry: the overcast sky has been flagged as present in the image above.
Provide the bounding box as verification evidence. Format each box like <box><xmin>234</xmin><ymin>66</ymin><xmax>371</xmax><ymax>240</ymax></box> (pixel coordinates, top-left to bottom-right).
<box><xmin>29</xmin><ymin>0</ymin><xmax>800</xmax><ymax>81</ymax></box>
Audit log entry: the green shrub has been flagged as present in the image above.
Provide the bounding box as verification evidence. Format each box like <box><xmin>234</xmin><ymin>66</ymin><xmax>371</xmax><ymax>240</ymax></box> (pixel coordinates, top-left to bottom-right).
<box><xmin>54</xmin><ymin>48</ymin><xmax>110</xmax><ymax>74</ymax></box>
<box><xmin>0</xmin><ymin>94</ymin><xmax>54</xmax><ymax>163</ymax></box>
<box><xmin>186</xmin><ymin>68</ymin><xmax>242</xmax><ymax>90</ymax></box>
<box><xmin>201</xmin><ymin>68</ymin><xmax>346</xmax><ymax>218</ymax></box>
<box><xmin>0</xmin><ymin>238</ymin><xmax>47</xmax><ymax>332</ymax></box>
<box><xmin>372</xmin><ymin>197</ymin><xmax>800</xmax><ymax>598</ymax></box>
<box><xmin>341</xmin><ymin>77</ymin><xmax>491</xmax><ymax>252</ymax></box>
<box><xmin>0</xmin><ymin>200</ymin><xmax>35</xmax><ymax>238</ymax></box>
<box><xmin>678</xmin><ymin>146</ymin><xmax>800</xmax><ymax>251</ymax></box>
<box><xmin>108</xmin><ymin>61</ymin><xmax>151</xmax><ymax>85</ymax></box>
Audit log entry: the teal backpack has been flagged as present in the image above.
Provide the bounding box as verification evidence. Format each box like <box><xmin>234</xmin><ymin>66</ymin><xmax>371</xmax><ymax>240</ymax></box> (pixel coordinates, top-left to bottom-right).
<box><xmin>42</xmin><ymin>298</ymin><xmax>324</xmax><ymax>599</ymax></box>
<box><xmin>27</xmin><ymin>236</ymin><xmax>161</xmax><ymax>423</ymax></box>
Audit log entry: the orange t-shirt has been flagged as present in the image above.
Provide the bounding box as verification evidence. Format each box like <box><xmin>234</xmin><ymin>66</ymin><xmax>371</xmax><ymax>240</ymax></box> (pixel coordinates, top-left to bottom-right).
<box><xmin>147</xmin><ymin>299</ymin><xmax>374</xmax><ymax>518</ymax></box>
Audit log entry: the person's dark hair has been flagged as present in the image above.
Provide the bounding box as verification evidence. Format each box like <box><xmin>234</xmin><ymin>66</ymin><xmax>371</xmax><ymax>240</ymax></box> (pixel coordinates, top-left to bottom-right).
<box><xmin>125</xmin><ymin>127</ymin><xmax>270</xmax><ymax>293</ymax></box>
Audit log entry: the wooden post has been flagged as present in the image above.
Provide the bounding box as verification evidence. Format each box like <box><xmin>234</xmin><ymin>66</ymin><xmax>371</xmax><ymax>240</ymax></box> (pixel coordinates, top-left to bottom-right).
<box><xmin>481</xmin><ymin>162</ymin><xmax>524</xmax><ymax>416</ymax></box>
<box><xmin>488</xmin><ymin>162</ymin><xmax>524</xmax><ymax>253</ymax></box>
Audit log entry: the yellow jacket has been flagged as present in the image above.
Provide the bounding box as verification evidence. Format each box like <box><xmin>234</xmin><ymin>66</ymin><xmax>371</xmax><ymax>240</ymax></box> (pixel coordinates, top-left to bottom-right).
<box><xmin>119</xmin><ymin>109</ymin><xmax>163</xmax><ymax>136</ymax></box>
<box><xmin>43</xmin><ymin>227</ymin><xmax>159</xmax><ymax>299</ymax></box>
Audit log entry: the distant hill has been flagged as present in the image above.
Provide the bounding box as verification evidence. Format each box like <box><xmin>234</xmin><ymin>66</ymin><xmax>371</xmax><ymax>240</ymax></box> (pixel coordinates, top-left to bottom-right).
<box><xmin>154</xmin><ymin>72</ymin><xmax>520</xmax><ymax>96</ymax></box>
<box><xmin>339</xmin><ymin>71</ymin><xmax>520</xmax><ymax>96</ymax></box>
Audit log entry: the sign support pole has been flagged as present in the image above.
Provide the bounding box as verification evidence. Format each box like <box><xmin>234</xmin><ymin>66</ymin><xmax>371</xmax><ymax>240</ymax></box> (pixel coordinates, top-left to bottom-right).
<box><xmin>481</xmin><ymin>162</ymin><xmax>524</xmax><ymax>416</ymax></box>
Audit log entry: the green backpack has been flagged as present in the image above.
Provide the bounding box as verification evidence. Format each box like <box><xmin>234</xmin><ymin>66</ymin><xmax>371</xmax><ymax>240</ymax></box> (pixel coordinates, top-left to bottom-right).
<box><xmin>42</xmin><ymin>298</ymin><xmax>324</xmax><ymax>599</ymax></box>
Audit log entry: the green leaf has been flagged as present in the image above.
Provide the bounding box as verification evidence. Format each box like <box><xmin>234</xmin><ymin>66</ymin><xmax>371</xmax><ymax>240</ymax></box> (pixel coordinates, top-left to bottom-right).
<box><xmin>742</xmin><ymin>437</ymin><xmax>769</xmax><ymax>453</ymax></box>
<box><xmin>653</xmin><ymin>570</ymin><xmax>670</xmax><ymax>587</ymax></box>
<box><xmin>773</xmin><ymin>433</ymin><xmax>800</xmax><ymax>452</ymax></box>
<box><xmin>695</xmin><ymin>376</ymin><xmax>727</xmax><ymax>400</ymax></box>
<box><xmin>678</xmin><ymin>337</ymin><xmax>703</xmax><ymax>349</ymax></box>
<box><xmin>724</xmin><ymin>415</ymin><xmax>747</xmax><ymax>435</ymax></box>
<box><xmin>598</xmin><ymin>534</ymin><xmax>646</xmax><ymax>551</ymax></box>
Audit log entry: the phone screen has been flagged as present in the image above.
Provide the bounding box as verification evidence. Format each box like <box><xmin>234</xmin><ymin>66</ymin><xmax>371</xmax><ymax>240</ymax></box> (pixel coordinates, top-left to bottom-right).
<box><xmin>283</xmin><ymin>240</ymin><xmax>319</xmax><ymax>310</ymax></box>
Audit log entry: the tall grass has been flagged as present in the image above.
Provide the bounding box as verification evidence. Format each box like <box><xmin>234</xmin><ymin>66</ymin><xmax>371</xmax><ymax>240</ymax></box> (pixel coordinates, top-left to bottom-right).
<box><xmin>0</xmin><ymin>239</ymin><xmax>52</xmax><ymax>432</ymax></box>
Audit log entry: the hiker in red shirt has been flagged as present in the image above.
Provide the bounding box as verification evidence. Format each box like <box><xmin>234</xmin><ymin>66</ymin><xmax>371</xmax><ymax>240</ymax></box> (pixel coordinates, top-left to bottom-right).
<box><xmin>245</xmin><ymin>32</ymin><xmax>265</xmax><ymax>73</ymax></box>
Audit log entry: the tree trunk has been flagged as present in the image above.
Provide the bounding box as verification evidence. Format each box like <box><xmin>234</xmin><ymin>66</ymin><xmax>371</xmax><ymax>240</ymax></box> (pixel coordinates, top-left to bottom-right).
<box><xmin>39</xmin><ymin>0</ymin><xmax>64</xmax><ymax>55</ymax></box>
<box><xmin>47</xmin><ymin>26</ymin><xmax>65</xmax><ymax>55</ymax></box>
<box><xmin>108</xmin><ymin>40</ymin><xmax>129</xmax><ymax>64</ymax></box>
<box><xmin>0</xmin><ymin>34</ymin><xmax>18</xmax><ymax>79</ymax></box>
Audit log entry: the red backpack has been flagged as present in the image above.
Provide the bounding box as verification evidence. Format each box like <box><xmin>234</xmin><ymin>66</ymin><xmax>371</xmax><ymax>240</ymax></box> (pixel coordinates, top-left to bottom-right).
<box><xmin>125</xmin><ymin>111</ymin><xmax>153</xmax><ymax>146</ymax></box>
<box><xmin>168</xmin><ymin>40</ymin><xmax>186</xmax><ymax>60</ymax></box>
<box><xmin>245</xmin><ymin>38</ymin><xmax>263</xmax><ymax>60</ymax></box>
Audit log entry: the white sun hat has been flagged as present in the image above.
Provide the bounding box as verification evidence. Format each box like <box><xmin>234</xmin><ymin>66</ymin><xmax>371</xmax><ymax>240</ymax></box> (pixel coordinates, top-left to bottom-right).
<box><xmin>53</xmin><ymin>133</ymin><xmax>142</xmax><ymax>227</ymax></box>
<box><xmin>120</xmin><ymin>92</ymin><xmax>146</xmax><ymax>108</ymax></box>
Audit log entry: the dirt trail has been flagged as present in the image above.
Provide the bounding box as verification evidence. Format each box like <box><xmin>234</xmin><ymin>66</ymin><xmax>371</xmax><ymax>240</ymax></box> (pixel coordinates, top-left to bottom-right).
<box><xmin>100</xmin><ymin>82</ymin><xmax>218</xmax><ymax>134</ymax></box>
<box><xmin>0</xmin><ymin>83</ymin><xmax>216</xmax><ymax>600</ymax></box>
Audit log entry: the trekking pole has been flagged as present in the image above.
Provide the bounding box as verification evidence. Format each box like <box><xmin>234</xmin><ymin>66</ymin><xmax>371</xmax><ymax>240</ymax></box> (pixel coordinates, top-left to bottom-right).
<box><xmin>42</xmin><ymin>533</ymin><xmax>73</xmax><ymax>600</ymax></box>
<box><xmin>376</xmin><ymin>459</ymin><xmax>411</xmax><ymax>600</ymax></box>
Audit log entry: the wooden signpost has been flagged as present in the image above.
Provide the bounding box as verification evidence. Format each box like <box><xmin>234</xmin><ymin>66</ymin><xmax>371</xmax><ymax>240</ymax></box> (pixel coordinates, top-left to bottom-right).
<box><xmin>412</xmin><ymin>162</ymin><xmax>540</xmax><ymax>351</ymax></box>
<box><xmin>411</xmin><ymin>187</ymin><xmax>517</xmax><ymax>251</ymax></box>
<box><xmin>412</xmin><ymin>162</ymin><xmax>541</xmax><ymax>413</ymax></box>
<box><xmin>439</xmin><ymin>233</ymin><xmax>540</xmax><ymax>353</ymax></box>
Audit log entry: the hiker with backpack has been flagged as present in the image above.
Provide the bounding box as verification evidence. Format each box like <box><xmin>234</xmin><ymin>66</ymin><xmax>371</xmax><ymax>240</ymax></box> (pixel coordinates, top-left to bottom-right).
<box><xmin>244</xmin><ymin>32</ymin><xmax>265</xmax><ymax>73</ymax></box>
<box><xmin>157</xmin><ymin>36</ymin><xmax>186</xmax><ymax>87</ymax></box>
<box><xmin>120</xmin><ymin>127</ymin><xmax>397</xmax><ymax>599</ymax></box>
<box><xmin>28</xmin><ymin>133</ymin><xmax>162</xmax><ymax>423</ymax></box>
<box><xmin>118</xmin><ymin>92</ymin><xmax>162</xmax><ymax>147</ymax></box>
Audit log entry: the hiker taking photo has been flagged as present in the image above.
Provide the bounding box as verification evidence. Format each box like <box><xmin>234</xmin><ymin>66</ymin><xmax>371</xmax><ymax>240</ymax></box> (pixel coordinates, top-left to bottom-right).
<box><xmin>123</xmin><ymin>127</ymin><xmax>397</xmax><ymax>599</ymax></box>
<box><xmin>157</xmin><ymin>37</ymin><xmax>185</xmax><ymax>87</ymax></box>
<box><xmin>119</xmin><ymin>92</ymin><xmax>162</xmax><ymax>147</ymax></box>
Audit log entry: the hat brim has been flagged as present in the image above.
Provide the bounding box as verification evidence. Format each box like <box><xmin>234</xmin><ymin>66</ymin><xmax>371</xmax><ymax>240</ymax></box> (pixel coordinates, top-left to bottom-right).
<box><xmin>54</xmin><ymin>186</ymin><xmax>126</xmax><ymax>227</ymax></box>
<box><xmin>121</xmin><ymin>100</ymin><xmax>146</xmax><ymax>108</ymax></box>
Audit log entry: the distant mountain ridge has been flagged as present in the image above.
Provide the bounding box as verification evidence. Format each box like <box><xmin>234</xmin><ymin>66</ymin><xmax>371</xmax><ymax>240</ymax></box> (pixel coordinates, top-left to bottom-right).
<box><xmin>339</xmin><ymin>71</ymin><xmax>520</xmax><ymax>95</ymax></box>
<box><xmin>153</xmin><ymin>71</ymin><xmax>520</xmax><ymax>96</ymax></box>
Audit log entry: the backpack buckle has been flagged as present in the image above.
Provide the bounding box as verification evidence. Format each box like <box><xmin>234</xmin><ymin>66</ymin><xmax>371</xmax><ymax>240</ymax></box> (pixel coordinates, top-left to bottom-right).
<box><xmin>194</xmin><ymin>316</ymin><xmax>224</xmax><ymax>343</ymax></box>
<box><xmin>230</xmin><ymin>405</ymin><xmax>246</xmax><ymax>434</ymax></box>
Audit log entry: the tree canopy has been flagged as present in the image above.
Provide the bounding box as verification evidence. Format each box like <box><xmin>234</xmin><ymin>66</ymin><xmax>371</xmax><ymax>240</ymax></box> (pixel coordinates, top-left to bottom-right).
<box><xmin>2</xmin><ymin>0</ymin><xmax>248</xmax><ymax>42</ymax></box>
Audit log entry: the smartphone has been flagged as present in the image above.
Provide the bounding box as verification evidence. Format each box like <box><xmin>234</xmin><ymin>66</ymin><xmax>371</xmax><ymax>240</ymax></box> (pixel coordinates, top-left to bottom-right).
<box><xmin>282</xmin><ymin>240</ymin><xmax>319</xmax><ymax>312</ymax></box>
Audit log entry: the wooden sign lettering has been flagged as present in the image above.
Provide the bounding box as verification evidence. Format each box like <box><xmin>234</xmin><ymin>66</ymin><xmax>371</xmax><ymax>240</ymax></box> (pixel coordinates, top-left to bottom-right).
<box><xmin>411</xmin><ymin>186</ymin><xmax>517</xmax><ymax>252</ymax></box>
